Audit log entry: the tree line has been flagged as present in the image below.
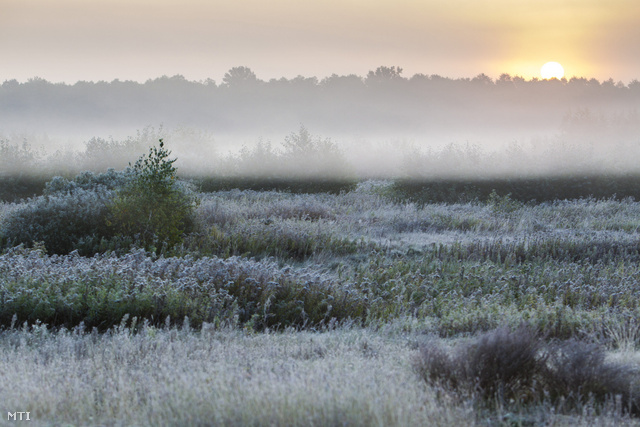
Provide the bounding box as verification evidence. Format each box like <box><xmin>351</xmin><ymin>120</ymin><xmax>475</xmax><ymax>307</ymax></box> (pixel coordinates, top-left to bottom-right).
<box><xmin>1</xmin><ymin>66</ymin><xmax>639</xmax><ymax>136</ymax></box>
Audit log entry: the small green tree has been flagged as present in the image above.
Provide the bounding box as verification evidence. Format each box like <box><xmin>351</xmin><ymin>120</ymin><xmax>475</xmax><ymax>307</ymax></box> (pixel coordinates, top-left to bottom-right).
<box><xmin>108</xmin><ymin>139</ymin><xmax>197</xmax><ymax>252</ymax></box>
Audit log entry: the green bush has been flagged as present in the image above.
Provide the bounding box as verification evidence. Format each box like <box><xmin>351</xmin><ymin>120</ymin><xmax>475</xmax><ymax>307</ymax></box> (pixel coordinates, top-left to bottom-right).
<box><xmin>108</xmin><ymin>140</ymin><xmax>198</xmax><ymax>253</ymax></box>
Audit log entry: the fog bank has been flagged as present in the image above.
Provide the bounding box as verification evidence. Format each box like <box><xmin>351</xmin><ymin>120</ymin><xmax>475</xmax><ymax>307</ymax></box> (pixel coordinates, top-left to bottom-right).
<box><xmin>1</xmin><ymin>68</ymin><xmax>639</xmax><ymax>180</ymax></box>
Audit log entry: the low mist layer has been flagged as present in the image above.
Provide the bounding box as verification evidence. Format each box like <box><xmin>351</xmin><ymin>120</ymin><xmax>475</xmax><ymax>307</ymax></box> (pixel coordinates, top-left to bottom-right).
<box><xmin>1</xmin><ymin>67</ymin><xmax>638</xmax><ymax>142</ymax></box>
<box><xmin>2</xmin><ymin>119</ymin><xmax>640</xmax><ymax>181</ymax></box>
<box><xmin>1</xmin><ymin>67</ymin><xmax>639</xmax><ymax>188</ymax></box>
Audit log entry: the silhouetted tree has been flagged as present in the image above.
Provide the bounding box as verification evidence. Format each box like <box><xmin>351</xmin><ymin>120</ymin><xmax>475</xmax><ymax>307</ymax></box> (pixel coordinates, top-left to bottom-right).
<box><xmin>365</xmin><ymin>66</ymin><xmax>405</xmax><ymax>86</ymax></box>
<box><xmin>472</xmin><ymin>73</ymin><xmax>493</xmax><ymax>86</ymax></box>
<box><xmin>222</xmin><ymin>66</ymin><xmax>259</xmax><ymax>88</ymax></box>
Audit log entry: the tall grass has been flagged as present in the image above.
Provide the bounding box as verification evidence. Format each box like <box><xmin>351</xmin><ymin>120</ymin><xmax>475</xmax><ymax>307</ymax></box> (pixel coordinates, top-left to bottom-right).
<box><xmin>0</xmin><ymin>325</ymin><xmax>472</xmax><ymax>427</ymax></box>
<box><xmin>2</xmin><ymin>323</ymin><xmax>639</xmax><ymax>426</ymax></box>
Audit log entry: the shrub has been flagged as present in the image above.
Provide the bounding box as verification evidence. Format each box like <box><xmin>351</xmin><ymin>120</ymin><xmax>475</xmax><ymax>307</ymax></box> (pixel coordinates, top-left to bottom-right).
<box><xmin>0</xmin><ymin>139</ymin><xmax>46</xmax><ymax>201</ymax></box>
<box><xmin>487</xmin><ymin>190</ymin><xmax>523</xmax><ymax>214</ymax></box>
<box><xmin>280</xmin><ymin>126</ymin><xmax>353</xmax><ymax>179</ymax></box>
<box><xmin>44</xmin><ymin>169</ymin><xmax>133</xmax><ymax>195</ymax></box>
<box><xmin>414</xmin><ymin>326</ymin><xmax>640</xmax><ymax>416</ymax></box>
<box><xmin>108</xmin><ymin>140</ymin><xmax>198</xmax><ymax>253</ymax></box>
<box><xmin>414</xmin><ymin>339</ymin><xmax>462</xmax><ymax>389</ymax></box>
<box><xmin>463</xmin><ymin>326</ymin><xmax>541</xmax><ymax>402</ymax></box>
<box><xmin>0</xmin><ymin>141</ymin><xmax>199</xmax><ymax>256</ymax></box>
<box><xmin>216</xmin><ymin>126</ymin><xmax>356</xmax><ymax>184</ymax></box>
<box><xmin>416</xmin><ymin>326</ymin><xmax>542</xmax><ymax>406</ymax></box>
<box><xmin>541</xmin><ymin>339</ymin><xmax>640</xmax><ymax>415</ymax></box>
<box><xmin>0</xmin><ymin>169</ymin><xmax>136</xmax><ymax>255</ymax></box>
<box><xmin>0</xmin><ymin>188</ymin><xmax>113</xmax><ymax>255</ymax></box>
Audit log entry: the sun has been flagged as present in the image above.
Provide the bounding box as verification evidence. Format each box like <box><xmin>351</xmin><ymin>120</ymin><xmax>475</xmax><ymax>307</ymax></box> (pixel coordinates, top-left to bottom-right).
<box><xmin>541</xmin><ymin>62</ymin><xmax>564</xmax><ymax>79</ymax></box>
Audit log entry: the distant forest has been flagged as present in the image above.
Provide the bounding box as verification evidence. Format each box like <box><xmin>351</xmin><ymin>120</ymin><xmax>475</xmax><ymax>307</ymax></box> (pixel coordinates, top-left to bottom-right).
<box><xmin>1</xmin><ymin>66</ymin><xmax>639</xmax><ymax>138</ymax></box>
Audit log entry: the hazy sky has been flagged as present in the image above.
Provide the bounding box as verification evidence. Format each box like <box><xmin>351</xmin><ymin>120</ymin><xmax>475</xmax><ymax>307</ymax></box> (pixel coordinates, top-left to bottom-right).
<box><xmin>1</xmin><ymin>0</ymin><xmax>638</xmax><ymax>84</ymax></box>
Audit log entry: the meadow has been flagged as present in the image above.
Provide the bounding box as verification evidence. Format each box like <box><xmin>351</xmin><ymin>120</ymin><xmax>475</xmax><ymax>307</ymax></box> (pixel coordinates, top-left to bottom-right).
<box><xmin>2</xmin><ymin>135</ymin><xmax>640</xmax><ymax>425</ymax></box>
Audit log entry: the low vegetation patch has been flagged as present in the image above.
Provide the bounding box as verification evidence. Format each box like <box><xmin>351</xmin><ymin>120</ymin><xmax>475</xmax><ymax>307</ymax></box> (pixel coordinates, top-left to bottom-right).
<box><xmin>0</xmin><ymin>141</ymin><xmax>197</xmax><ymax>255</ymax></box>
<box><xmin>391</xmin><ymin>175</ymin><xmax>640</xmax><ymax>204</ymax></box>
<box><xmin>0</xmin><ymin>247</ymin><xmax>365</xmax><ymax>331</ymax></box>
<box><xmin>415</xmin><ymin>326</ymin><xmax>640</xmax><ymax>419</ymax></box>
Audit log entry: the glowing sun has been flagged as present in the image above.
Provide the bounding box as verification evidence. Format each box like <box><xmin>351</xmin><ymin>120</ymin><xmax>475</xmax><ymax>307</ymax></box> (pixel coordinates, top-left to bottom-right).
<box><xmin>541</xmin><ymin>62</ymin><xmax>564</xmax><ymax>79</ymax></box>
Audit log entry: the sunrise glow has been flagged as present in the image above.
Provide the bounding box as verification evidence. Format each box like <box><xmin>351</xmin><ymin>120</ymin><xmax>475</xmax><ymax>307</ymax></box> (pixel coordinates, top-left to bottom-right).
<box><xmin>540</xmin><ymin>62</ymin><xmax>565</xmax><ymax>80</ymax></box>
<box><xmin>1</xmin><ymin>0</ymin><xmax>638</xmax><ymax>83</ymax></box>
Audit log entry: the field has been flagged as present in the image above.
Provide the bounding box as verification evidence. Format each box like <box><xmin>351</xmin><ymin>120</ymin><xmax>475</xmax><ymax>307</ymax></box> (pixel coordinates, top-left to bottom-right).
<box><xmin>2</xmin><ymin>171</ymin><xmax>640</xmax><ymax>425</ymax></box>
<box><xmin>2</xmin><ymin>6</ymin><xmax>640</xmax><ymax>424</ymax></box>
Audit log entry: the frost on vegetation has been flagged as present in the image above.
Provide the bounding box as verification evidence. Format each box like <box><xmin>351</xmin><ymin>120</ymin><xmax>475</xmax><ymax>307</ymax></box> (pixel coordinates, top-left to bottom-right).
<box><xmin>0</xmin><ymin>168</ymin><xmax>135</xmax><ymax>255</ymax></box>
<box><xmin>43</xmin><ymin>169</ymin><xmax>135</xmax><ymax>195</ymax></box>
<box><xmin>0</xmin><ymin>248</ymin><xmax>360</xmax><ymax>331</ymax></box>
<box><xmin>0</xmin><ymin>186</ymin><xmax>114</xmax><ymax>255</ymax></box>
<box><xmin>415</xmin><ymin>326</ymin><xmax>640</xmax><ymax>420</ymax></box>
<box><xmin>4</xmin><ymin>180</ymin><xmax>640</xmax><ymax>338</ymax></box>
<box><xmin>0</xmin><ymin>141</ymin><xmax>198</xmax><ymax>256</ymax></box>
<box><xmin>0</xmin><ymin>326</ymin><xmax>470</xmax><ymax>427</ymax></box>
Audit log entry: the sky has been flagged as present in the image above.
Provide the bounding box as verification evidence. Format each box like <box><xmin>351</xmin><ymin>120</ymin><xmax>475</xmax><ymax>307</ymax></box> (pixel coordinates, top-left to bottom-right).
<box><xmin>1</xmin><ymin>0</ymin><xmax>639</xmax><ymax>84</ymax></box>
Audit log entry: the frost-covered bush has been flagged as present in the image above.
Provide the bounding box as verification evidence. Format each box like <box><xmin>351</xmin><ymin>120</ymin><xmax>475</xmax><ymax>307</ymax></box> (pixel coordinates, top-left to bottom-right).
<box><xmin>0</xmin><ymin>188</ymin><xmax>113</xmax><ymax>255</ymax></box>
<box><xmin>44</xmin><ymin>168</ymin><xmax>133</xmax><ymax>195</ymax></box>
<box><xmin>1</xmin><ymin>142</ymin><xmax>199</xmax><ymax>255</ymax></box>
<box><xmin>0</xmin><ymin>168</ymin><xmax>135</xmax><ymax>255</ymax></box>
<box><xmin>415</xmin><ymin>327</ymin><xmax>640</xmax><ymax>416</ymax></box>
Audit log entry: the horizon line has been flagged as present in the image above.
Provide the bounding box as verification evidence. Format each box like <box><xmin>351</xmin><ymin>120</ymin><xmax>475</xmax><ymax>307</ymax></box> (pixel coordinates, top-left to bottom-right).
<box><xmin>2</xmin><ymin>70</ymin><xmax>638</xmax><ymax>86</ymax></box>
